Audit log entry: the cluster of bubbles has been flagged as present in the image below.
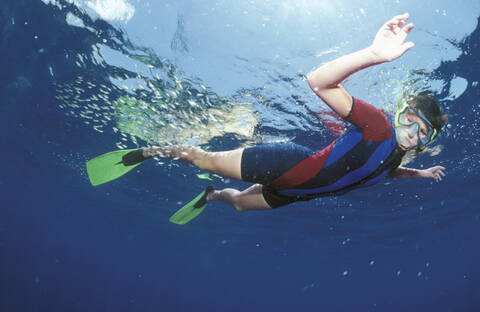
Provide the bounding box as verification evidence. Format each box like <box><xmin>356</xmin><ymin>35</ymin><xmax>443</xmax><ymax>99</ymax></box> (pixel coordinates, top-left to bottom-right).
<box><xmin>53</xmin><ymin>54</ymin><xmax>260</xmax><ymax>152</ymax></box>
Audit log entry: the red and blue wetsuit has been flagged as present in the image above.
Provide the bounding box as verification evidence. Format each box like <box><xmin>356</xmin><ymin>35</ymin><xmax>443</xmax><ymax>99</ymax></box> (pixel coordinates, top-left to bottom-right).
<box><xmin>240</xmin><ymin>97</ymin><xmax>406</xmax><ymax>208</ymax></box>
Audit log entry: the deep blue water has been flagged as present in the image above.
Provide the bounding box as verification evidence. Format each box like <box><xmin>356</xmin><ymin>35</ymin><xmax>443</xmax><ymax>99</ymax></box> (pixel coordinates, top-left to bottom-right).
<box><xmin>1</xmin><ymin>1</ymin><xmax>480</xmax><ymax>311</ymax></box>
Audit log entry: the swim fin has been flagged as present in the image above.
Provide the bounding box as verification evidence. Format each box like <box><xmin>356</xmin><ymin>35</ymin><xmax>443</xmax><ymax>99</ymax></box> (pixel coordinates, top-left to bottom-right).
<box><xmin>169</xmin><ymin>186</ymin><xmax>215</xmax><ymax>225</ymax></box>
<box><xmin>86</xmin><ymin>149</ymin><xmax>152</xmax><ymax>186</ymax></box>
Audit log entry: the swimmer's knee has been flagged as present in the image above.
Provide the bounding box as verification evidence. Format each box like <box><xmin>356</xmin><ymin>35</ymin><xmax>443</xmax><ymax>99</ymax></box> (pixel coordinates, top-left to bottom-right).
<box><xmin>196</xmin><ymin>150</ymin><xmax>242</xmax><ymax>180</ymax></box>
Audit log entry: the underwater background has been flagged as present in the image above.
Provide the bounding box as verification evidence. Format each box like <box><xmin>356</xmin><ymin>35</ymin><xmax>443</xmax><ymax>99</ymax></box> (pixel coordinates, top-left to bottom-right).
<box><xmin>1</xmin><ymin>0</ymin><xmax>480</xmax><ymax>311</ymax></box>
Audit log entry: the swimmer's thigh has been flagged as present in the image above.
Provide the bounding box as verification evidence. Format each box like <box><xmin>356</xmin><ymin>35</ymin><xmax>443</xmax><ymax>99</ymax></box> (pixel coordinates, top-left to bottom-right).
<box><xmin>240</xmin><ymin>143</ymin><xmax>314</xmax><ymax>184</ymax></box>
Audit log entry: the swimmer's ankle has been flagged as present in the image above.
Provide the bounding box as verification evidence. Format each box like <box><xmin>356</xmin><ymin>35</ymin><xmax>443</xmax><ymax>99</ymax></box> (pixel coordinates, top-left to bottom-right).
<box><xmin>206</xmin><ymin>190</ymin><xmax>218</xmax><ymax>202</ymax></box>
<box><xmin>143</xmin><ymin>146</ymin><xmax>162</xmax><ymax>157</ymax></box>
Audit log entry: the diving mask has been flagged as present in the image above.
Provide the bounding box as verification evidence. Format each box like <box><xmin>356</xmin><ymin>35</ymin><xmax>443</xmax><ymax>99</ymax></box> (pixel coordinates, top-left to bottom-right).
<box><xmin>394</xmin><ymin>103</ymin><xmax>437</xmax><ymax>149</ymax></box>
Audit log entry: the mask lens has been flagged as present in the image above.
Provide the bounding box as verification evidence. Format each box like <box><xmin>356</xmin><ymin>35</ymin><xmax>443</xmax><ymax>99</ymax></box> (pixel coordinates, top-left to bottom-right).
<box><xmin>419</xmin><ymin>128</ymin><xmax>434</xmax><ymax>146</ymax></box>
<box><xmin>408</xmin><ymin>123</ymin><xmax>419</xmax><ymax>138</ymax></box>
<box><xmin>398</xmin><ymin>108</ymin><xmax>416</xmax><ymax>126</ymax></box>
<box><xmin>412</xmin><ymin>109</ymin><xmax>436</xmax><ymax>146</ymax></box>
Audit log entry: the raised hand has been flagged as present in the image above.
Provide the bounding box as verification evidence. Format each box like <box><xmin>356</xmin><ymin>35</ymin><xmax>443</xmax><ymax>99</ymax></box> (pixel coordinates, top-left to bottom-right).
<box><xmin>370</xmin><ymin>13</ymin><xmax>415</xmax><ymax>63</ymax></box>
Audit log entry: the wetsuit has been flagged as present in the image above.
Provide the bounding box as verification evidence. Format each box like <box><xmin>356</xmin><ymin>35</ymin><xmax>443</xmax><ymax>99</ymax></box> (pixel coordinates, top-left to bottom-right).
<box><xmin>241</xmin><ymin>97</ymin><xmax>406</xmax><ymax>208</ymax></box>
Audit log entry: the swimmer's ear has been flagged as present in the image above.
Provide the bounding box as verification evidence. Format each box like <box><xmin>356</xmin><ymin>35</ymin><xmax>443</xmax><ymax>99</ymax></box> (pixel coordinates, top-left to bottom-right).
<box><xmin>440</xmin><ymin>114</ymin><xmax>450</xmax><ymax>123</ymax></box>
<box><xmin>439</xmin><ymin>114</ymin><xmax>450</xmax><ymax>131</ymax></box>
<box><xmin>435</xmin><ymin>114</ymin><xmax>450</xmax><ymax>131</ymax></box>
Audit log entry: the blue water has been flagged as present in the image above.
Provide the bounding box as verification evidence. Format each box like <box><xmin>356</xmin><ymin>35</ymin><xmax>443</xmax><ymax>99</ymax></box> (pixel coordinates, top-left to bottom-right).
<box><xmin>1</xmin><ymin>1</ymin><xmax>480</xmax><ymax>311</ymax></box>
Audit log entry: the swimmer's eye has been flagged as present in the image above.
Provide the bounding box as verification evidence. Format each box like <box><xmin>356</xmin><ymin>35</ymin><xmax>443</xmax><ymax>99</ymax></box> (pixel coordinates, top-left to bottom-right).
<box><xmin>420</xmin><ymin>128</ymin><xmax>428</xmax><ymax>138</ymax></box>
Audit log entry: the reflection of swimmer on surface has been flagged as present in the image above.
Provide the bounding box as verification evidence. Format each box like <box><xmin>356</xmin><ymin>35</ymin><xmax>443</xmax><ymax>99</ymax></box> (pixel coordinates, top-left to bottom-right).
<box><xmin>87</xmin><ymin>13</ymin><xmax>449</xmax><ymax>224</ymax></box>
<box><xmin>163</xmin><ymin>103</ymin><xmax>258</xmax><ymax>146</ymax></box>
<box><xmin>113</xmin><ymin>93</ymin><xmax>258</xmax><ymax>148</ymax></box>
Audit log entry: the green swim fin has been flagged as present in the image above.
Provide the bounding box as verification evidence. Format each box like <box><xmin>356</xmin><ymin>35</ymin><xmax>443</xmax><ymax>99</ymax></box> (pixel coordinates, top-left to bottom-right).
<box><xmin>169</xmin><ymin>186</ymin><xmax>215</xmax><ymax>225</ymax></box>
<box><xmin>86</xmin><ymin>149</ymin><xmax>151</xmax><ymax>186</ymax></box>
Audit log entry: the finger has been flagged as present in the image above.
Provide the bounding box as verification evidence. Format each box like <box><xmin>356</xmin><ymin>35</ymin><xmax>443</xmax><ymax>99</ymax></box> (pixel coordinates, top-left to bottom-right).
<box><xmin>397</xmin><ymin>17</ymin><xmax>409</xmax><ymax>29</ymax></box>
<box><xmin>392</xmin><ymin>13</ymin><xmax>410</xmax><ymax>24</ymax></box>
<box><xmin>399</xmin><ymin>23</ymin><xmax>414</xmax><ymax>41</ymax></box>
<box><xmin>388</xmin><ymin>19</ymin><xmax>404</xmax><ymax>30</ymax></box>
<box><xmin>439</xmin><ymin>171</ymin><xmax>446</xmax><ymax>177</ymax></box>
<box><xmin>387</xmin><ymin>19</ymin><xmax>403</xmax><ymax>29</ymax></box>
<box><xmin>390</xmin><ymin>13</ymin><xmax>409</xmax><ymax>20</ymax></box>
<box><xmin>386</xmin><ymin>13</ymin><xmax>407</xmax><ymax>26</ymax></box>
<box><xmin>401</xmin><ymin>41</ymin><xmax>415</xmax><ymax>53</ymax></box>
<box><xmin>402</xmin><ymin>23</ymin><xmax>414</xmax><ymax>34</ymax></box>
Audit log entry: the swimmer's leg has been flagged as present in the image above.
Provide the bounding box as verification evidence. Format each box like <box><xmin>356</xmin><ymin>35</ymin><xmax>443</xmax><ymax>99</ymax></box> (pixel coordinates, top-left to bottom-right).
<box><xmin>144</xmin><ymin>145</ymin><xmax>244</xmax><ymax>180</ymax></box>
<box><xmin>145</xmin><ymin>146</ymin><xmax>272</xmax><ymax>210</ymax></box>
<box><xmin>207</xmin><ymin>184</ymin><xmax>272</xmax><ymax>211</ymax></box>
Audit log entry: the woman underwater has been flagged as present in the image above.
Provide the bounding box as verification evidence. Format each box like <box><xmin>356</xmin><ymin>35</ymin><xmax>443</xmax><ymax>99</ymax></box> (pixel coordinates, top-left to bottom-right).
<box><xmin>88</xmin><ymin>13</ymin><xmax>448</xmax><ymax>224</ymax></box>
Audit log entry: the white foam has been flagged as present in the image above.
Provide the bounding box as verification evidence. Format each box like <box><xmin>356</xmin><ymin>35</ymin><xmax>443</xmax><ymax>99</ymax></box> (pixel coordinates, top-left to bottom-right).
<box><xmin>448</xmin><ymin>76</ymin><xmax>468</xmax><ymax>100</ymax></box>
<box><xmin>66</xmin><ymin>12</ymin><xmax>84</xmax><ymax>28</ymax></box>
<box><xmin>86</xmin><ymin>0</ymin><xmax>135</xmax><ymax>22</ymax></box>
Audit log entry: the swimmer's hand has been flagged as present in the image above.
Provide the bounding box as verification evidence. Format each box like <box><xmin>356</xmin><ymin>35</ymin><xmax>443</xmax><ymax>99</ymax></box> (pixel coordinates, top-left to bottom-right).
<box><xmin>390</xmin><ymin>166</ymin><xmax>445</xmax><ymax>182</ymax></box>
<box><xmin>369</xmin><ymin>13</ymin><xmax>415</xmax><ymax>63</ymax></box>
<box><xmin>422</xmin><ymin>166</ymin><xmax>446</xmax><ymax>182</ymax></box>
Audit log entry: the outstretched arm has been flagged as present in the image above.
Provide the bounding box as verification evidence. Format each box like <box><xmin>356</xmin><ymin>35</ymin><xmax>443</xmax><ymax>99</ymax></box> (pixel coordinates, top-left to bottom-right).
<box><xmin>307</xmin><ymin>13</ymin><xmax>415</xmax><ymax>117</ymax></box>
<box><xmin>390</xmin><ymin>166</ymin><xmax>446</xmax><ymax>182</ymax></box>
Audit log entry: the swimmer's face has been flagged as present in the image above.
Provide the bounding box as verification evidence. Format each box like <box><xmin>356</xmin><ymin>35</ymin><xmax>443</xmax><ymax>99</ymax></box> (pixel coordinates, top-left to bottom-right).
<box><xmin>395</xmin><ymin>110</ymin><xmax>431</xmax><ymax>151</ymax></box>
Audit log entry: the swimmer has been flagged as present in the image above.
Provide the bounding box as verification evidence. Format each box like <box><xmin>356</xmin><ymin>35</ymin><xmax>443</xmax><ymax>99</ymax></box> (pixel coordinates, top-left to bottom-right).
<box><xmin>87</xmin><ymin>13</ymin><xmax>448</xmax><ymax>224</ymax></box>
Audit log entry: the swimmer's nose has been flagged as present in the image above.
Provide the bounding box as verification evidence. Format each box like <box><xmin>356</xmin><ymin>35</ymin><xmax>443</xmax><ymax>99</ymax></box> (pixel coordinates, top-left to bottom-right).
<box><xmin>405</xmin><ymin>132</ymin><xmax>419</xmax><ymax>148</ymax></box>
<box><xmin>407</xmin><ymin>127</ymin><xmax>419</xmax><ymax>141</ymax></box>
